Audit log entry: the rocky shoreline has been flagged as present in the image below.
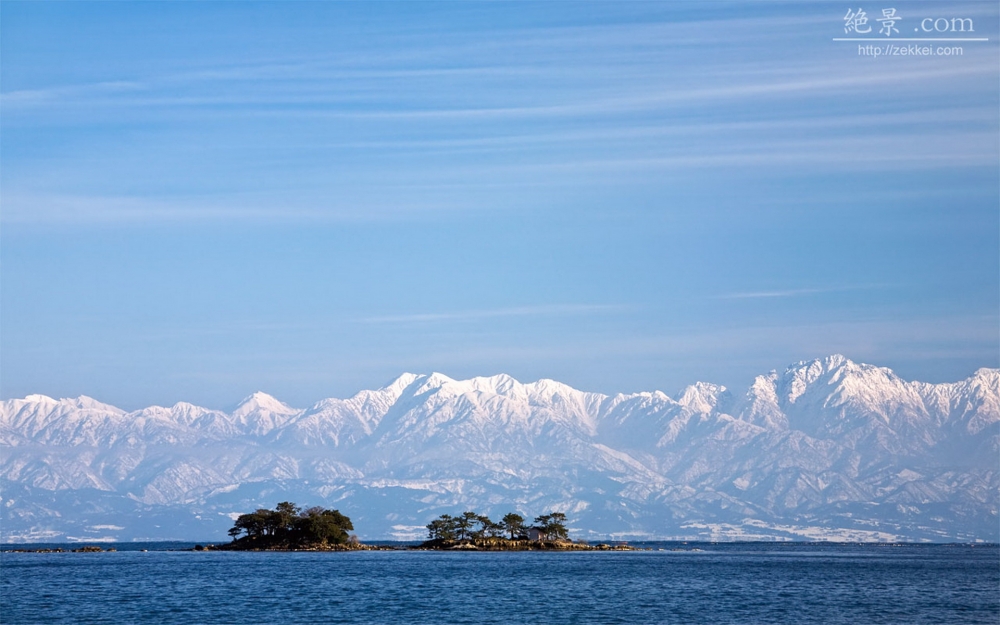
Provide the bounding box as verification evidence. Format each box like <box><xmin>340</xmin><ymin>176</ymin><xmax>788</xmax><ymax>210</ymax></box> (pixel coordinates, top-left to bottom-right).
<box><xmin>414</xmin><ymin>538</ymin><xmax>643</xmax><ymax>551</ymax></box>
<box><xmin>5</xmin><ymin>545</ymin><xmax>117</xmax><ymax>553</ymax></box>
<box><xmin>5</xmin><ymin>540</ymin><xmax>644</xmax><ymax>553</ymax></box>
<box><xmin>208</xmin><ymin>541</ymin><xmax>395</xmax><ymax>552</ymax></box>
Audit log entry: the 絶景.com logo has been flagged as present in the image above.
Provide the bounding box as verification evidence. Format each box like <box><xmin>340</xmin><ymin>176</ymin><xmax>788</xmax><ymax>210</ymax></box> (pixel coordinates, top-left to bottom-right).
<box><xmin>838</xmin><ymin>8</ymin><xmax>982</xmax><ymax>38</ymax></box>
<box><xmin>844</xmin><ymin>8</ymin><xmax>902</xmax><ymax>37</ymax></box>
<box><xmin>835</xmin><ymin>7</ymin><xmax>988</xmax><ymax>58</ymax></box>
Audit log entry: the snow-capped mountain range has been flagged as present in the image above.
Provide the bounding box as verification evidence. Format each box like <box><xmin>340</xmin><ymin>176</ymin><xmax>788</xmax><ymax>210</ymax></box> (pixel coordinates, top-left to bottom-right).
<box><xmin>2</xmin><ymin>355</ymin><xmax>997</xmax><ymax>543</ymax></box>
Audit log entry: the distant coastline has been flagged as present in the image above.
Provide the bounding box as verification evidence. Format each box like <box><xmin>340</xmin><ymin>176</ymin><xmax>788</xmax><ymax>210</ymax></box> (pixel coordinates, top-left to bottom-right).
<box><xmin>2</xmin><ymin>540</ymin><xmax>642</xmax><ymax>553</ymax></box>
<box><xmin>3</xmin><ymin>541</ymin><xmax>996</xmax><ymax>554</ymax></box>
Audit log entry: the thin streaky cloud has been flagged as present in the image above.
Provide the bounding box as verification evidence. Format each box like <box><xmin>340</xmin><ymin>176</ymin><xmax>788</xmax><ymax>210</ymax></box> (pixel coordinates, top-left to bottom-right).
<box><xmin>4</xmin><ymin>123</ymin><xmax>992</xmax><ymax>225</ymax></box>
<box><xmin>4</xmin><ymin>49</ymin><xmax>992</xmax><ymax>117</ymax></box>
<box><xmin>0</xmin><ymin>81</ymin><xmax>147</xmax><ymax>108</ymax></box>
<box><xmin>8</xmin><ymin>0</ymin><xmax>985</xmax><ymax>96</ymax></box>
<box><xmin>138</xmin><ymin>59</ymin><xmax>991</xmax><ymax>118</ymax></box>
<box><xmin>718</xmin><ymin>285</ymin><xmax>892</xmax><ymax>300</ymax></box>
<box><xmin>721</xmin><ymin>288</ymin><xmax>833</xmax><ymax>300</ymax></box>
<box><xmin>0</xmin><ymin>192</ymin><xmax>480</xmax><ymax>225</ymax></box>
<box><xmin>315</xmin><ymin>106</ymin><xmax>997</xmax><ymax>152</ymax></box>
<box><xmin>318</xmin><ymin>131</ymin><xmax>997</xmax><ymax>171</ymax></box>
<box><xmin>358</xmin><ymin>304</ymin><xmax>628</xmax><ymax>324</ymax></box>
<box><xmin>196</xmin><ymin>61</ymin><xmax>992</xmax><ymax>123</ymax></box>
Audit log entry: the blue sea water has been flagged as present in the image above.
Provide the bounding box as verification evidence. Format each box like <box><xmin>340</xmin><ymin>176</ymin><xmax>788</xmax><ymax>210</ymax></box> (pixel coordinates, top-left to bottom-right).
<box><xmin>1</xmin><ymin>543</ymin><xmax>997</xmax><ymax>624</ymax></box>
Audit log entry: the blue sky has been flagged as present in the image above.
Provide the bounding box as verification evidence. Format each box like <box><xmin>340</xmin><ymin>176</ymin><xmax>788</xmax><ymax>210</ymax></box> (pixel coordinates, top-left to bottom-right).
<box><xmin>2</xmin><ymin>1</ymin><xmax>997</xmax><ymax>409</ymax></box>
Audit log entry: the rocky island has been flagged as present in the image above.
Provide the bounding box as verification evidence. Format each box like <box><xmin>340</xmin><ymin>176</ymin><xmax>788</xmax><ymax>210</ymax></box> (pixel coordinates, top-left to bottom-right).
<box><xmin>217</xmin><ymin>502</ymin><xmax>388</xmax><ymax>551</ymax></box>
<box><xmin>415</xmin><ymin>510</ymin><xmax>640</xmax><ymax>551</ymax></box>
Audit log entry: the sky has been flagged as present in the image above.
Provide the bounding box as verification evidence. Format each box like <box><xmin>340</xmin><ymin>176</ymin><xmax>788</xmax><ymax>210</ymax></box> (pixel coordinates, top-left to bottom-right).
<box><xmin>1</xmin><ymin>1</ymin><xmax>998</xmax><ymax>410</ymax></box>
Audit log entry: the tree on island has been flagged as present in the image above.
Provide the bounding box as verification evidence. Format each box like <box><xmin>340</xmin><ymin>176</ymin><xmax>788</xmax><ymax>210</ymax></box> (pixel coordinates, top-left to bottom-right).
<box><xmin>227</xmin><ymin>502</ymin><xmax>354</xmax><ymax>548</ymax></box>
<box><xmin>469</xmin><ymin>514</ymin><xmax>504</xmax><ymax>539</ymax></box>
<box><xmin>501</xmin><ymin>513</ymin><xmax>525</xmax><ymax>539</ymax></box>
<box><xmin>534</xmin><ymin>513</ymin><xmax>569</xmax><ymax>541</ymax></box>
<box><xmin>297</xmin><ymin>506</ymin><xmax>354</xmax><ymax>544</ymax></box>
<box><xmin>426</xmin><ymin>514</ymin><xmax>458</xmax><ymax>541</ymax></box>
<box><xmin>424</xmin><ymin>510</ymin><xmax>570</xmax><ymax>544</ymax></box>
<box><xmin>455</xmin><ymin>511</ymin><xmax>479</xmax><ymax>540</ymax></box>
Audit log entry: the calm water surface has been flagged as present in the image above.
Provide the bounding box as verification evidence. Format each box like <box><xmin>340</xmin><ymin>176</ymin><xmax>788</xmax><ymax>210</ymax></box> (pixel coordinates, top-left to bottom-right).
<box><xmin>1</xmin><ymin>543</ymin><xmax>997</xmax><ymax>624</ymax></box>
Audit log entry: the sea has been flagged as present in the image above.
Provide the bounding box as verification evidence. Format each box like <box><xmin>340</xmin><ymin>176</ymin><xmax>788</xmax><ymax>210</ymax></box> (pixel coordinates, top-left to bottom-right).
<box><xmin>1</xmin><ymin>542</ymin><xmax>997</xmax><ymax>624</ymax></box>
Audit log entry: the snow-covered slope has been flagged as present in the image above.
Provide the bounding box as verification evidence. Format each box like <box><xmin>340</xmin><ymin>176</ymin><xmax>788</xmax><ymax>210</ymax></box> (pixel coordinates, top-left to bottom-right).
<box><xmin>1</xmin><ymin>356</ymin><xmax>996</xmax><ymax>542</ymax></box>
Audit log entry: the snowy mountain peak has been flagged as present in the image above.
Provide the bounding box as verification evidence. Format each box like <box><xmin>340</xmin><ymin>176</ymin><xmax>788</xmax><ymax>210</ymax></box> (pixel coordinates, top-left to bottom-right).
<box><xmin>69</xmin><ymin>396</ymin><xmax>127</xmax><ymax>414</ymax></box>
<box><xmin>22</xmin><ymin>394</ymin><xmax>57</xmax><ymax>404</ymax></box>
<box><xmin>233</xmin><ymin>391</ymin><xmax>298</xmax><ymax>416</ymax></box>
<box><xmin>781</xmin><ymin>354</ymin><xmax>902</xmax><ymax>405</ymax></box>
<box><xmin>735</xmin><ymin>373</ymin><xmax>787</xmax><ymax>429</ymax></box>
<box><xmin>459</xmin><ymin>373</ymin><xmax>525</xmax><ymax>398</ymax></box>
<box><xmin>675</xmin><ymin>382</ymin><xmax>728</xmax><ymax>413</ymax></box>
<box><xmin>524</xmin><ymin>378</ymin><xmax>596</xmax><ymax>402</ymax></box>
<box><xmin>786</xmin><ymin>353</ymin><xmax>859</xmax><ymax>378</ymax></box>
<box><xmin>472</xmin><ymin>372</ymin><xmax>517</xmax><ymax>389</ymax></box>
<box><xmin>971</xmin><ymin>367</ymin><xmax>1000</xmax><ymax>387</ymax></box>
<box><xmin>380</xmin><ymin>373</ymin><xmax>421</xmax><ymax>393</ymax></box>
<box><xmin>412</xmin><ymin>372</ymin><xmax>458</xmax><ymax>396</ymax></box>
<box><xmin>229</xmin><ymin>392</ymin><xmax>301</xmax><ymax>437</ymax></box>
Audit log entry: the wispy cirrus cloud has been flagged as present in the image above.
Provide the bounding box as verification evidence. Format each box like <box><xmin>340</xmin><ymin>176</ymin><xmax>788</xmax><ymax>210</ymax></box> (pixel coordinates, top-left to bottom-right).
<box><xmin>718</xmin><ymin>285</ymin><xmax>892</xmax><ymax>300</ymax></box>
<box><xmin>357</xmin><ymin>304</ymin><xmax>627</xmax><ymax>324</ymax></box>
<box><xmin>13</xmin><ymin>58</ymin><xmax>986</xmax><ymax>120</ymax></box>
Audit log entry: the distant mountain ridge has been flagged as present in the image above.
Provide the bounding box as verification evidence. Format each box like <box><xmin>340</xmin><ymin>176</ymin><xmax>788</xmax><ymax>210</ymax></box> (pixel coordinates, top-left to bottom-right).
<box><xmin>2</xmin><ymin>355</ymin><xmax>997</xmax><ymax>542</ymax></box>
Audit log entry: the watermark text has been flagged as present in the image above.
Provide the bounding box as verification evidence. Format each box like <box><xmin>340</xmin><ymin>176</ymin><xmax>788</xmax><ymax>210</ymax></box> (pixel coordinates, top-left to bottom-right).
<box><xmin>857</xmin><ymin>43</ymin><xmax>963</xmax><ymax>57</ymax></box>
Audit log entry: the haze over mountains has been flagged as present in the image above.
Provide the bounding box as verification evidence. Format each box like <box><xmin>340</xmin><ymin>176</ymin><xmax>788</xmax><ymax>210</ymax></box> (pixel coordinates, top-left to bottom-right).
<box><xmin>1</xmin><ymin>355</ymin><xmax>996</xmax><ymax>543</ymax></box>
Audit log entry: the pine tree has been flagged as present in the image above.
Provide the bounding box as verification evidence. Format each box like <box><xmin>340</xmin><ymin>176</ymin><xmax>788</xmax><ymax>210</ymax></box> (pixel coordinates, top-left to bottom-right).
<box><xmin>501</xmin><ymin>513</ymin><xmax>525</xmax><ymax>539</ymax></box>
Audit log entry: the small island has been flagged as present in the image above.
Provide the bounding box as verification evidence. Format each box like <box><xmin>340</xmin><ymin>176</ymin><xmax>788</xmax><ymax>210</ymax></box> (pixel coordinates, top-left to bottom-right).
<box><xmin>416</xmin><ymin>511</ymin><xmax>638</xmax><ymax>551</ymax></box>
<box><xmin>219</xmin><ymin>502</ymin><xmax>385</xmax><ymax>551</ymax></box>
